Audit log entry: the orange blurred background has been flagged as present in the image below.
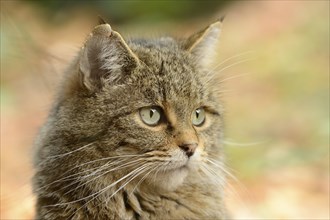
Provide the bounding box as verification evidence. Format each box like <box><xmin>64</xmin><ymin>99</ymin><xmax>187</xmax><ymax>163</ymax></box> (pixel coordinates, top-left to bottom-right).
<box><xmin>1</xmin><ymin>1</ymin><xmax>329</xmax><ymax>219</ymax></box>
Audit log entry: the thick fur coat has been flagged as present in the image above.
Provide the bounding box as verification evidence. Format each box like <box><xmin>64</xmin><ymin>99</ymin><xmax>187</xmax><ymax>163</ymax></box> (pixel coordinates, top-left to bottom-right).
<box><xmin>33</xmin><ymin>21</ymin><xmax>228</xmax><ymax>219</ymax></box>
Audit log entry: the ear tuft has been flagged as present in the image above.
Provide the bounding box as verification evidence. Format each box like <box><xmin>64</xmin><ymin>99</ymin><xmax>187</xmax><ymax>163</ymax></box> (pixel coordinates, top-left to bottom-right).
<box><xmin>219</xmin><ymin>15</ymin><xmax>226</xmax><ymax>23</ymax></box>
<box><xmin>98</xmin><ymin>15</ymin><xmax>108</xmax><ymax>25</ymax></box>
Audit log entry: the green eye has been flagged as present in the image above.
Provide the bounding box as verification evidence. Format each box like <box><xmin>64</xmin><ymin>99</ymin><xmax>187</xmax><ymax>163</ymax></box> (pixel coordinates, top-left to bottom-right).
<box><xmin>192</xmin><ymin>108</ymin><xmax>206</xmax><ymax>126</ymax></box>
<box><xmin>139</xmin><ymin>106</ymin><xmax>162</xmax><ymax>126</ymax></box>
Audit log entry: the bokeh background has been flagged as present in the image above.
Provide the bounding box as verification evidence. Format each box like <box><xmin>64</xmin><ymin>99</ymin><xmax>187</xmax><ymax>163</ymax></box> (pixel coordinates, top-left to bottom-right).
<box><xmin>1</xmin><ymin>0</ymin><xmax>329</xmax><ymax>219</ymax></box>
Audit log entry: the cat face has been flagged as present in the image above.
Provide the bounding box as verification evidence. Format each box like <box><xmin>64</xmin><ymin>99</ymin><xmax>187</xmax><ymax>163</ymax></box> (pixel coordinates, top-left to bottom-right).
<box><xmin>104</xmin><ymin>44</ymin><xmax>222</xmax><ymax>190</ymax></box>
<box><xmin>47</xmin><ymin>22</ymin><xmax>223</xmax><ymax>193</ymax></box>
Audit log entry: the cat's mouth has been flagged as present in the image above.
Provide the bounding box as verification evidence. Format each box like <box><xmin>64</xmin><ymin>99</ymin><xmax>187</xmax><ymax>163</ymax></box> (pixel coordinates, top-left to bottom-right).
<box><xmin>169</xmin><ymin>163</ymin><xmax>189</xmax><ymax>171</ymax></box>
<box><xmin>163</xmin><ymin>149</ymin><xmax>201</xmax><ymax>172</ymax></box>
<box><xmin>164</xmin><ymin>157</ymin><xmax>194</xmax><ymax>172</ymax></box>
<box><xmin>144</xmin><ymin>163</ymin><xmax>187</xmax><ymax>192</ymax></box>
<box><xmin>141</xmin><ymin>151</ymin><xmax>200</xmax><ymax>191</ymax></box>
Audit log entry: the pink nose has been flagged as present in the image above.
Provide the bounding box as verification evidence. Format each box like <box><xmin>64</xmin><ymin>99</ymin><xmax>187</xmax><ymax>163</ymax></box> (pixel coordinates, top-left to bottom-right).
<box><xmin>179</xmin><ymin>143</ymin><xmax>198</xmax><ymax>158</ymax></box>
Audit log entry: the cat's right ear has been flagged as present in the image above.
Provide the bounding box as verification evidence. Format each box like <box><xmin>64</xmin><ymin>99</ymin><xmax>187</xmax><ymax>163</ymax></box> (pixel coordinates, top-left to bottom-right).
<box><xmin>183</xmin><ymin>19</ymin><xmax>223</xmax><ymax>67</ymax></box>
<box><xmin>77</xmin><ymin>23</ymin><xmax>139</xmax><ymax>92</ymax></box>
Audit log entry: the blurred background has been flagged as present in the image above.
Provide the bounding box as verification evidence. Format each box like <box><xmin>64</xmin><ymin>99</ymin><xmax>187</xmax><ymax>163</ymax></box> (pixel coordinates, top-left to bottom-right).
<box><xmin>1</xmin><ymin>0</ymin><xmax>329</xmax><ymax>219</ymax></box>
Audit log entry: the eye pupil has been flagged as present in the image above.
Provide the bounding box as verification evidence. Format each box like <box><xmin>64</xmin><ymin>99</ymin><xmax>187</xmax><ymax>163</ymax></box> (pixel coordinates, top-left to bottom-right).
<box><xmin>150</xmin><ymin>109</ymin><xmax>154</xmax><ymax>118</ymax></box>
<box><xmin>192</xmin><ymin>108</ymin><xmax>205</xmax><ymax>126</ymax></box>
<box><xmin>139</xmin><ymin>106</ymin><xmax>162</xmax><ymax>126</ymax></box>
<box><xmin>196</xmin><ymin>109</ymin><xmax>200</xmax><ymax>118</ymax></box>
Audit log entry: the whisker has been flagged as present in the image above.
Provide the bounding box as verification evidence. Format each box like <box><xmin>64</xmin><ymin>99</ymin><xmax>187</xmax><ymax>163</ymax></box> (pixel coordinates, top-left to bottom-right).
<box><xmin>214</xmin><ymin>58</ymin><xmax>254</xmax><ymax>75</ymax></box>
<box><xmin>47</xmin><ymin>143</ymin><xmax>94</xmax><ymax>159</ymax></box>
<box><xmin>206</xmin><ymin>157</ymin><xmax>250</xmax><ymax>202</ymax></box>
<box><xmin>204</xmin><ymin>51</ymin><xmax>254</xmax><ymax>79</ymax></box>
<box><xmin>206</xmin><ymin>158</ymin><xmax>239</xmax><ymax>183</ymax></box>
<box><xmin>67</xmin><ymin>154</ymin><xmax>143</xmax><ymax>170</ymax></box>
<box><xmin>150</xmin><ymin>163</ymin><xmax>163</xmax><ymax>184</ymax></box>
<box><xmin>204</xmin><ymin>58</ymin><xmax>254</xmax><ymax>86</ymax></box>
<box><xmin>216</xmin><ymin>51</ymin><xmax>255</xmax><ymax>68</ymax></box>
<box><xmin>130</xmin><ymin>164</ymin><xmax>161</xmax><ymax>196</ymax></box>
<box><xmin>70</xmin><ymin>163</ymin><xmax>152</xmax><ymax>217</ymax></box>
<box><xmin>62</xmin><ymin>158</ymin><xmax>148</xmax><ymax>196</ymax></box>
<box><xmin>202</xmin><ymin>163</ymin><xmax>240</xmax><ymax>204</ymax></box>
<box><xmin>43</xmin><ymin>163</ymin><xmax>149</xmax><ymax>208</ymax></box>
<box><xmin>206</xmin><ymin>157</ymin><xmax>252</xmax><ymax>212</ymax></box>
<box><xmin>107</xmin><ymin>163</ymin><xmax>152</xmax><ymax>199</ymax></box>
<box><xmin>200</xmin><ymin>164</ymin><xmax>225</xmax><ymax>187</ymax></box>
<box><xmin>222</xmin><ymin>139</ymin><xmax>269</xmax><ymax>147</ymax></box>
<box><xmin>34</xmin><ymin>156</ymin><xmax>140</xmax><ymax>193</ymax></box>
<box><xmin>217</xmin><ymin>73</ymin><xmax>250</xmax><ymax>84</ymax></box>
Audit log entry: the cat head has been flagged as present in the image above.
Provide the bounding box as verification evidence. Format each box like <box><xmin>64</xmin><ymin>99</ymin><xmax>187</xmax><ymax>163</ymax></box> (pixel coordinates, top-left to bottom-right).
<box><xmin>46</xmin><ymin>20</ymin><xmax>224</xmax><ymax>192</ymax></box>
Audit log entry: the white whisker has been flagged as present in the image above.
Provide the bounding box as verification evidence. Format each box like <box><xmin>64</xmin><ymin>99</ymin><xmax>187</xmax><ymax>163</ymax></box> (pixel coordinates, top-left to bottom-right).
<box><xmin>204</xmin><ymin>51</ymin><xmax>254</xmax><ymax>79</ymax></box>
<box><xmin>35</xmin><ymin>156</ymin><xmax>140</xmax><ymax>193</ymax></box>
<box><xmin>216</xmin><ymin>51</ymin><xmax>254</xmax><ymax>68</ymax></box>
<box><xmin>44</xmin><ymin>163</ymin><xmax>149</xmax><ymax>208</ymax></box>
<box><xmin>62</xmin><ymin>158</ymin><xmax>147</xmax><ymax>196</ymax></box>
<box><xmin>203</xmin><ymin>163</ymin><xmax>239</xmax><ymax>202</ymax></box>
<box><xmin>206</xmin><ymin>158</ymin><xmax>239</xmax><ymax>183</ymax></box>
<box><xmin>71</xmin><ymin>163</ymin><xmax>152</xmax><ymax>217</ymax></box>
<box><xmin>47</xmin><ymin>143</ymin><xmax>94</xmax><ymax>159</ymax></box>
<box><xmin>217</xmin><ymin>72</ymin><xmax>250</xmax><ymax>84</ymax></box>
<box><xmin>130</xmin><ymin>164</ymin><xmax>161</xmax><ymax>196</ymax></box>
<box><xmin>222</xmin><ymin>139</ymin><xmax>269</xmax><ymax>147</ymax></box>
<box><xmin>215</xmin><ymin>58</ymin><xmax>254</xmax><ymax>75</ymax></box>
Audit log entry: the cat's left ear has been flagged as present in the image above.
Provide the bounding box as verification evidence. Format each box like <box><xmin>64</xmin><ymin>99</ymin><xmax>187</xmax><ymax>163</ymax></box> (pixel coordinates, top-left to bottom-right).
<box><xmin>78</xmin><ymin>23</ymin><xmax>139</xmax><ymax>91</ymax></box>
<box><xmin>183</xmin><ymin>19</ymin><xmax>223</xmax><ymax>67</ymax></box>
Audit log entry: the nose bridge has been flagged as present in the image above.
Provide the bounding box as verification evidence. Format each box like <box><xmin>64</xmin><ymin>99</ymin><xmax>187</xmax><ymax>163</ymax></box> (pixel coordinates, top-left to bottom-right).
<box><xmin>165</xmin><ymin>103</ymin><xmax>199</xmax><ymax>157</ymax></box>
<box><xmin>174</xmin><ymin>125</ymin><xmax>198</xmax><ymax>146</ymax></box>
<box><xmin>164</xmin><ymin>102</ymin><xmax>197</xmax><ymax>145</ymax></box>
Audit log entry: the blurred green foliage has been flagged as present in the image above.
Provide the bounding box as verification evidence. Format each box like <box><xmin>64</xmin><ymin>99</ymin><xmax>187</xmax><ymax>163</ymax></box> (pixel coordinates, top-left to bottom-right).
<box><xmin>27</xmin><ymin>0</ymin><xmax>229</xmax><ymax>24</ymax></box>
<box><xmin>224</xmin><ymin>4</ymin><xmax>329</xmax><ymax>180</ymax></box>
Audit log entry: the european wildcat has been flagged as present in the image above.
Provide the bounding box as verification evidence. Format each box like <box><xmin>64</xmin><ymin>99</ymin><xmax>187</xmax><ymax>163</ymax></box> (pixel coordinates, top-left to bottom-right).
<box><xmin>33</xmin><ymin>19</ymin><xmax>228</xmax><ymax>219</ymax></box>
